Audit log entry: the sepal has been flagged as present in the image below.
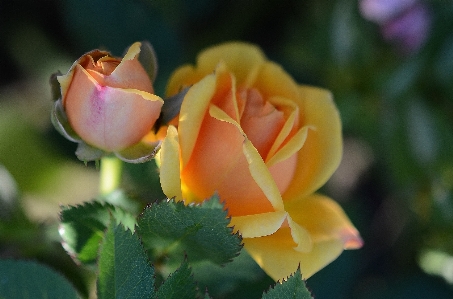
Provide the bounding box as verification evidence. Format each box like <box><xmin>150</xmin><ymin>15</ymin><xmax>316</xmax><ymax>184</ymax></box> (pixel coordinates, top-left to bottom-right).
<box><xmin>158</xmin><ymin>87</ymin><xmax>190</xmax><ymax>125</ymax></box>
<box><xmin>115</xmin><ymin>140</ymin><xmax>162</xmax><ymax>163</ymax></box>
<box><xmin>50</xmin><ymin>71</ymin><xmax>63</xmax><ymax>102</ymax></box>
<box><xmin>137</xmin><ymin>41</ymin><xmax>158</xmax><ymax>83</ymax></box>
<box><xmin>75</xmin><ymin>142</ymin><xmax>105</xmax><ymax>163</ymax></box>
<box><xmin>51</xmin><ymin>98</ymin><xmax>82</xmax><ymax>143</ymax></box>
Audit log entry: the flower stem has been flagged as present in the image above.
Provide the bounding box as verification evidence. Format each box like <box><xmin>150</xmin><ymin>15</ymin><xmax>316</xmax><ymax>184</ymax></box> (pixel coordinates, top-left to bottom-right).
<box><xmin>99</xmin><ymin>156</ymin><xmax>123</xmax><ymax>195</ymax></box>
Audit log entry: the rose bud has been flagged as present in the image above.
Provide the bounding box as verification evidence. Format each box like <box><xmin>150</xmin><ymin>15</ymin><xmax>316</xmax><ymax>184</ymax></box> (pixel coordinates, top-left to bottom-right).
<box><xmin>51</xmin><ymin>42</ymin><xmax>163</xmax><ymax>163</ymax></box>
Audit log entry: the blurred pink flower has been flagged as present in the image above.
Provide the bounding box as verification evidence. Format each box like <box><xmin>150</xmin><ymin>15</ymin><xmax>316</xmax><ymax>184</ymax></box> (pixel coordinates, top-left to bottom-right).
<box><xmin>360</xmin><ymin>0</ymin><xmax>417</xmax><ymax>23</ymax></box>
<box><xmin>360</xmin><ymin>0</ymin><xmax>431</xmax><ymax>54</ymax></box>
<box><xmin>381</xmin><ymin>3</ymin><xmax>431</xmax><ymax>54</ymax></box>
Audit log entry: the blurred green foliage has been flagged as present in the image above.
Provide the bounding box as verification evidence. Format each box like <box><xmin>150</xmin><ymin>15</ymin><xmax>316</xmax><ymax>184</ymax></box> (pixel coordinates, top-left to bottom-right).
<box><xmin>1</xmin><ymin>0</ymin><xmax>453</xmax><ymax>298</ymax></box>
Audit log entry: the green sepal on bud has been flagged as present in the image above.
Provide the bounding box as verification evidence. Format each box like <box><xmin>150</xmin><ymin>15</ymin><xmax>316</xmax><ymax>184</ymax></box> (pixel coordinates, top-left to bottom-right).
<box><xmin>51</xmin><ymin>98</ymin><xmax>82</xmax><ymax>143</ymax></box>
<box><xmin>137</xmin><ymin>41</ymin><xmax>159</xmax><ymax>84</ymax></box>
<box><xmin>115</xmin><ymin>140</ymin><xmax>162</xmax><ymax>163</ymax></box>
<box><xmin>155</xmin><ymin>87</ymin><xmax>190</xmax><ymax>128</ymax></box>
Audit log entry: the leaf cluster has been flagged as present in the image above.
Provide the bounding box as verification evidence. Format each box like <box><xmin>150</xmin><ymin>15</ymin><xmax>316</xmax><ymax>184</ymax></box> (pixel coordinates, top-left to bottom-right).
<box><xmin>43</xmin><ymin>194</ymin><xmax>313</xmax><ymax>298</ymax></box>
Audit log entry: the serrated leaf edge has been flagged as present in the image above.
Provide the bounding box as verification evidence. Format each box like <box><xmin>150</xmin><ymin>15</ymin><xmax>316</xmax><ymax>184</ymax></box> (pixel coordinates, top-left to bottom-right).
<box><xmin>262</xmin><ymin>265</ymin><xmax>314</xmax><ymax>299</ymax></box>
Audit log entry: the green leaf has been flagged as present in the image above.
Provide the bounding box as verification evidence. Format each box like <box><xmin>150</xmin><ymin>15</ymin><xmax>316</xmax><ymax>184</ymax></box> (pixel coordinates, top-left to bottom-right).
<box><xmin>262</xmin><ymin>267</ymin><xmax>313</xmax><ymax>299</ymax></box>
<box><xmin>138</xmin><ymin>41</ymin><xmax>158</xmax><ymax>83</ymax></box>
<box><xmin>0</xmin><ymin>260</ymin><xmax>79</xmax><ymax>299</ymax></box>
<box><xmin>202</xmin><ymin>292</ymin><xmax>213</xmax><ymax>299</ymax></box>
<box><xmin>193</xmin><ymin>249</ymin><xmax>271</xmax><ymax>299</ymax></box>
<box><xmin>60</xmin><ymin>201</ymin><xmax>136</xmax><ymax>264</ymax></box>
<box><xmin>97</xmin><ymin>221</ymin><xmax>154</xmax><ymax>299</ymax></box>
<box><xmin>153</xmin><ymin>260</ymin><xmax>197</xmax><ymax>299</ymax></box>
<box><xmin>137</xmin><ymin>195</ymin><xmax>242</xmax><ymax>267</ymax></box>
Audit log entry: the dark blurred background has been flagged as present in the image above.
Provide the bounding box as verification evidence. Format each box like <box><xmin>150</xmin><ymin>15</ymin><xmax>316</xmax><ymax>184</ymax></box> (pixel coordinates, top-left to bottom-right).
<box><xmin>1</xmin><ymin>0</ymin><xmax>453</xmax><ymax>298</ymax></box>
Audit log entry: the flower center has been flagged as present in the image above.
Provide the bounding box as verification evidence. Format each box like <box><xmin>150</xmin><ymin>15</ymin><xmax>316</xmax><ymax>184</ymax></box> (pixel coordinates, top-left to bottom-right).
<box><xmin>238</xmin><ymin>88</ymin><xmax>286</xmax><ymax>158</ymax></box>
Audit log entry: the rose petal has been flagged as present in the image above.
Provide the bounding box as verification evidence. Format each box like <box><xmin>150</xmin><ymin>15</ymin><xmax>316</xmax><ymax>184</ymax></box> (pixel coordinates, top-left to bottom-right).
<box><xmin>254</xmin><ymin>62</ymin><xmax>300</xmax><ymax>102</ymax></box>
<box><xmin>242</xmin><ymin>139</ymin><xmax>284</xmax><ymax>212</ymax></box>
<box><xmin>196</xmin><ymin>42</ymin><xmax>265</xmax><ymax>87</ymax></box>
<box><xmin>285</xmin><ymin>194</ymin><xmax>363</xmax><ymax>249</ymax></box>
<box><xmin>180</xmin><ymin>102</ymin><xmax>273</xmax><ymax>215</ymax></box>
<box><xmin>58</xmin><ymin>70</ymin><xmax>76</xmax><ymax>105</ymax></box>
<box><xmin>209</xmin><ymin>64</ymin><xmax>240</xmax><ymax>122</ymax></box>
<box><xmin>64</xmin><ymin>65</ymin><xmax>162</xmax><ymax>151</ymax></box>
<box><xmin>243</xmin><ymin>229</ymin><xmax>345</xmax><ymax>280</ymax></box>
<box><xmin>283</xmin><ymin>85</ymin><xmax>342</xmax><ymax>200</ymax></box>
<box><xmin>286</xmin><ymin>215</ymin><xmax>313</xmax><ymax>253</ymax></box>
<box><xmin>159</xmin><ymin>126</ymin><xmax>183</xmax><ymax>201</ymax></box>
<box><xmin>240</xmin><ymin>89</ymin><xmax>285</xmax><ymax>157</ymax></box>
<box><xmin>165</xmin><ymin>65</ymin><xmax>199</xmax><ymax>97</ymax></box>
<box><xmin>205</xmin><ymin>103</ymin><xmax>284</xmax><ymax>213</ymax></box>
<box><xmin>230</xmin><ymin>211</ymin><xmax>288</xmax><ymax>238</ymax></box>
<box><xmin>265</xmin><ymin>97</ymin><xmax>300</xmax><ymax>161</ymax></box>
<box><xmin>266</xmin><ymin>126</ymin><xmax>309</xmax><ymax>167</ymax></box>
<box><xmin>58</xmin><ymin>50</ymin><xmax>110</xmax><ymax>102</ymax></box>
<box><xmin>178</xmin><ymin>73</ymin><xmax>217</xmax><ymax>165</ymax></box>
<box><xmin>103</xmin><ymin>42</ymin><xmax>154</xmax><ymax>92</ymax></box>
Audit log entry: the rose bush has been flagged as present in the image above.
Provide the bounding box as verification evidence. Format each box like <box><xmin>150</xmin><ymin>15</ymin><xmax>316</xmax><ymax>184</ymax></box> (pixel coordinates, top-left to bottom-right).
<box><xmin>158</xmin><ymin>42</ymin><xmax>362</xmax><ymax>280</ymax></box>
<box><xmin>52</xmin><ymin>42</ymin><xmax>163</xmax><ymax>162</ymax></box>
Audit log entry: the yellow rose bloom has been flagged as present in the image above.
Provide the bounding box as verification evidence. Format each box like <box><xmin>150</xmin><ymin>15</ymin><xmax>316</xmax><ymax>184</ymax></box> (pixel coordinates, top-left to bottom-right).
<box><xmin>158</xmin><ymin>42</ymin><xmax>362</xmax><ymax>280</ymax></box>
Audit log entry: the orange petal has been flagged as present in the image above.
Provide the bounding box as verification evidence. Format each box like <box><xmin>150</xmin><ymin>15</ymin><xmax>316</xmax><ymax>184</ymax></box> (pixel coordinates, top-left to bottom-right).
<box><xmin>242</xmin><ymin>139</ymin><xmax>284</xmax><ymax>212</ymax></box>
<box><xmin>283</xmin><ymin>85</ymin><xmax>342</xmax><ymax>200</ymax></box>
<box><xmin>243</xmin><ymin>228</ymin><xmax>345</xmax><ymax>280</ymax></box>
<box><xmin>240</xmin><ymin>89</ymin><xmax>285</xmax><ymax>158</ymax></box>
<box><xmin>206</xmin><ymin>104</ymin><xmax>284</xmax><ymax>213</ymax></box>
<box><xmin>285</xmin><ymin>194</ymin><xmax>363</xmax><ymax>249</ymax></box>
<box><xmin>105</xmin><ymin>42</ymin><xmax>154</xmax><ymax>92</ymax></box>
<box><xmin>265</xmin><ymin>96</ymin><xmax>299</xmax><ymax>162</ymax></box>
<box><xmin>178</xmin><ymin>73</ymin><xmax>217</xmax><ymax>165</ymax></box>
<box><xmin>181</xmin><ymin>103</ymin><xmax>274</xmax><ymax>215</ymax></box>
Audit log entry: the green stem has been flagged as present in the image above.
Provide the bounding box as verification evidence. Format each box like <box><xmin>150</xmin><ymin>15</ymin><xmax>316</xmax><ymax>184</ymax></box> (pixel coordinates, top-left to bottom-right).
<box><xmin>99</xmin><ymin>156</ymin><xmax>123</xmax><ymax>195</ymax></box>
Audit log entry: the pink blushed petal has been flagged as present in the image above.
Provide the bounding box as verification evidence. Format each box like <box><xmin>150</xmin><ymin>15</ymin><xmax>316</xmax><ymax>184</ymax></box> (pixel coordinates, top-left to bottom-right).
<box><xmin>240</xmin><ymin>88</ymin><xmax>285</xmax><ymax>158</ymax></box>
<box><xmin>101</xmin><ymin>88</ymin><xmax>162</xmax><ymax>151</ymax></box>
<box><xmin>106</xmin><ymin>42</ymin><xmax>154</xmax><ymax>91</ymax></box>
<box><xmin>284</xmin><ymin>193</ymin><xmax>363</xmax><ymax>249</ymax></box>
<box><xmin>64</xmin><ymin>65</ymin><xmax>162</xmax><ymax>151</ymax></box>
